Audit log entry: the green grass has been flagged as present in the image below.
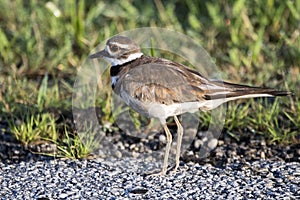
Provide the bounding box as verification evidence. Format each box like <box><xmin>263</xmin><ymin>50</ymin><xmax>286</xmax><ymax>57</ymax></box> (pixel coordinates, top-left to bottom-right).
<box><xmin>7</xmin><ymin>112</ymin><xmax>58</xmax><ymax>146</ymax></box>
<box><xmin>0</xmin><ymin>0</ymin><xmax>299</xmax><ymax>158</ymax></box>
<box><xmin>225</xmin><ymin>98</ymin><xmax>298</xmax><ymax>143</ymax></box>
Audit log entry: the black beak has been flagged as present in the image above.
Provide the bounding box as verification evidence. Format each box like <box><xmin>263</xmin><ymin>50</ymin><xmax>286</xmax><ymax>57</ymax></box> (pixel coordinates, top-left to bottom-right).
<box><xmin>89</xmin><ymin>50</ymin><xmax>108</xmax><ymax>59</ymax></box>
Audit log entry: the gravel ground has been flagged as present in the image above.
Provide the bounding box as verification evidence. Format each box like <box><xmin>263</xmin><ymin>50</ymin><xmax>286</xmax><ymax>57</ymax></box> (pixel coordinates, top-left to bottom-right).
<box><xmin>0</xmin><ymin>157</ymin><xmax>299</xmax><ymax>199</ymax></box>
<box><xmin>0</xmin><ymin>126</ymin><xmax>299</xmax><ymax>199</ymax></box>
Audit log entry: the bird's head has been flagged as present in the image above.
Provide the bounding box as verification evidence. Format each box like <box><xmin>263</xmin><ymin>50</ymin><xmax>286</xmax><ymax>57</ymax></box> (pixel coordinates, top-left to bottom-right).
<box><xmin>89</xmin><ymin>36</ymin><xmax>143</xmax><ymax>66</ymax></box>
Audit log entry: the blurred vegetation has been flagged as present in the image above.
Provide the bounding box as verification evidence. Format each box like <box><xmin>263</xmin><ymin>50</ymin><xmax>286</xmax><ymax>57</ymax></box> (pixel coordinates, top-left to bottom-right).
<box><xmin>0</xmin><ymin>0</ymin><xmax>299</xmax><ymax>158</ymax></box>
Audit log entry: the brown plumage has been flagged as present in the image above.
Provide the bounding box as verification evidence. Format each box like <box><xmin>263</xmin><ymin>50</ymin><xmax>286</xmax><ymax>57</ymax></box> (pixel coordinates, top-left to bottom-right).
<box><xmin>90</xmin><ymin>36</ymin><xmax>291</xmax><ymax>175</ymax></box>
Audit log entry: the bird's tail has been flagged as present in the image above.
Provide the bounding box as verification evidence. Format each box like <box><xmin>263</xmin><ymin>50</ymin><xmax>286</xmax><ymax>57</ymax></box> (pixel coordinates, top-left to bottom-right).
<box><xmin>203</xmin><ymin>80</ymin><xmax>291</xmax><ymax>101</ymax></box>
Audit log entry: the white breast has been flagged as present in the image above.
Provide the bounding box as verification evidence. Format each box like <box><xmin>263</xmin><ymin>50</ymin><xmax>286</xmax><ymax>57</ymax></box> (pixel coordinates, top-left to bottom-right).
<box><xmin>111</xmin><ymin>76</ymin><xmax>119</xmax><ymax>87</ymax></box>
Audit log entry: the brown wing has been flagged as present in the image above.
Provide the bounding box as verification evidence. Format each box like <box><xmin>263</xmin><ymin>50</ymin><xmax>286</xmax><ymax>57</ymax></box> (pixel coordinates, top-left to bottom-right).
<box><xmin>116</xmin><ymin>59</ymin><xmax>209</xmax><ymax>105</ymax></box>
<box><xmin>114</xmin><ymin>55</ymin><xmax>290</xmax><ymax>106</ymax></box>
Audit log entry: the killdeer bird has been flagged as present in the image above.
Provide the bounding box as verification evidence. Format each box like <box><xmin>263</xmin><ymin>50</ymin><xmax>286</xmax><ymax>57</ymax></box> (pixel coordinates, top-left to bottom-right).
<box><xmin>90</xmin><ymin>35</ymin><xmax>290</xmax><ymax>175</ymax></box>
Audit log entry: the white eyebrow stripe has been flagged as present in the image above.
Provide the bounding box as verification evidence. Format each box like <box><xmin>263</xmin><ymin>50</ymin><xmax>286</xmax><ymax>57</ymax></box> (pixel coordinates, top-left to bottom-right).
<box><xmin>110</xmin><ymin>42</ymin><xmax>130</xmax><ymax>49</ymax></box>
<box><xmin>105</xmin><ymin>45</ymin><xmax>112</xmax><ymax>55</ymax></box>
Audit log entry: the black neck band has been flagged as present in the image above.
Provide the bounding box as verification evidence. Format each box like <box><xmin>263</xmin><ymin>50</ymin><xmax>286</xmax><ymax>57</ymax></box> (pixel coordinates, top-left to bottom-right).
<box><xmin>110</xmin><ymin>65</ymin><xmax>123</xmax><ymax>76</ymax></box>
<box><xmin>110</xmin><ymin>56</ymin><xmax>141</xmax><ymax>76</ymax></box>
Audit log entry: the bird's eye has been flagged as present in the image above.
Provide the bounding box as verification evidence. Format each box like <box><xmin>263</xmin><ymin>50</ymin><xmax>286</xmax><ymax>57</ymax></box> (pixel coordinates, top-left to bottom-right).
<box><xmin>110</xmin><ymin>44</ymin><xmax>119</xmax><ymax>52</ymax></box>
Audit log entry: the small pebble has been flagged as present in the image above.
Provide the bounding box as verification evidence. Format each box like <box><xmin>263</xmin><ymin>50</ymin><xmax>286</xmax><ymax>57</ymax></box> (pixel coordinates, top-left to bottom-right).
<box><xmin>207</xmin><ymin>138</ymin><xmax>218</xmax><ymax>150</ymax></box>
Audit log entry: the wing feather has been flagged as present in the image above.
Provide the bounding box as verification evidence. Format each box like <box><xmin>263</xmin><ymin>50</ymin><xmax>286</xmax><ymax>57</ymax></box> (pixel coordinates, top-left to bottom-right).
<box><xmin>117</xmin><ymin>60</ymin><xmax>207</xmax><ymax>105</ymax></box>
<box><xmin>113</xmin><ymin>55</ymin><xmax>290</xmax><ymax>108</ymax></box>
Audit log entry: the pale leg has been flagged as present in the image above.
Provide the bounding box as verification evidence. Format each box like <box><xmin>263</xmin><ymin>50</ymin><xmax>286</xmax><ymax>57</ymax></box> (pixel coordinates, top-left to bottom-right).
<box><xmin>173</xmin><ymin>115</ymin><xmax>183</xmax><ymax>172</ymax></box>
<box><xmin>161</xmin><ymin>123</ymin><xmax>172</xmax><ymax>175</ymax></box>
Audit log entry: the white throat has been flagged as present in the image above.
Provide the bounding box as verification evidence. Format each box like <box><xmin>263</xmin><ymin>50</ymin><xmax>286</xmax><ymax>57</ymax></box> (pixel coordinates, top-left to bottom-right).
<box><xmin>104</xmin><ymin>52</ymin><xmax>143</xmax><ymax>66</ymax></box>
